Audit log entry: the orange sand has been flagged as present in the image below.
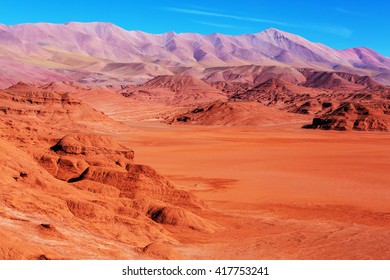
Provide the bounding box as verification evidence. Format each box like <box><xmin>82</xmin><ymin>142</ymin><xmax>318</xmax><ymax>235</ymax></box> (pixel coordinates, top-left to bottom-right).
<box><xmin>118</xmin><ymin>123</ymin><xmax>390</xmax><ymax>259</ymax></box>
<box><xmin>1</xmin><ymin>83</ymin><xmax>389</xmax><ymax>260</ymax></box>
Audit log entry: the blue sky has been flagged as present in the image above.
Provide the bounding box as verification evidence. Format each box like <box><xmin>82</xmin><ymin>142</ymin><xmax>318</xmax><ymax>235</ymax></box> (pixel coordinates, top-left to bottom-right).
<box><xmin>0</xmin><ymin>0</ymin><xmax>389</xmax><ymax>56</ymax></box>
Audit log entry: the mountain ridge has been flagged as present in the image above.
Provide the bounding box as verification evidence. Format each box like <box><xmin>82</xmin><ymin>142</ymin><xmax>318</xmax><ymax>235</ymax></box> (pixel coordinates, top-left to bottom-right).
<box><xmin>0</xmin><ymin>22</ymin><xmax>389</xmax><ymax>88</ymax></box>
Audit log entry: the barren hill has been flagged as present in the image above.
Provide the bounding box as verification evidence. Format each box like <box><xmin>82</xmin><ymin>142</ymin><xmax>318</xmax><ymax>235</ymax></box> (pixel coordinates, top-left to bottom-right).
<box><xmin>0</xmin><ymin>84</ymin><xmax>215</xmax><ymax>259</ymax></box>
<box><xmin>303</xmin><ymin>101</ymin><xmax>390</xmax><ymax>131</ymax></box>
<box><xmin>121</xmin><ymin>75</ymin><xmax>227</xmax><ymax>106</ymax></box>
<box><xmin>166</xmin><ymin>99</ymin><xmax>310</xmax><ymax>126</ymax></box>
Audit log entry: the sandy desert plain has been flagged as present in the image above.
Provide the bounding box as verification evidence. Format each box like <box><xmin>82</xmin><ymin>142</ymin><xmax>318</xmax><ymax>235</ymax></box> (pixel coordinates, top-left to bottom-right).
<box><xmin>0</xmin><ymin>23</ymin><xmax>389</xmax><ymax>260</ymax></box>
<box><xmin>1</xmin><ymin>82</ymin><xmax>389</xmax><ymax>260</ymax></box>
<box><xmin>79</xmin><ymin>89</ymin><xmax>390</xmax><ymax>260</ymax></box>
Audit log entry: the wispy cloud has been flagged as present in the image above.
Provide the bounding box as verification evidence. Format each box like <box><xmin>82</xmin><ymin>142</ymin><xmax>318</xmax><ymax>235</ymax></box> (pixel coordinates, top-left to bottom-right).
<box><xmin>335</xmin><ymin>7</ymin><xmax>364</xmax><ymax>17</ymax></box>
<box><xmin>163</xmin><ymin>7</ymin><xmax>294</xmax><ymax>27</ymax></box>
<box><xmin>307</xmin><ymin>24</ymin><xmax>353</xmax><ymax>38</ymax></box>
<box><xmin>191</xmin><ymin>20</ymin><xmax>240</xmax><ymax>29</ymax></box>
<box><xmin>163</xmin><ymin>7</ymin><xmax>352</xmax><ymax>38</ymax></box>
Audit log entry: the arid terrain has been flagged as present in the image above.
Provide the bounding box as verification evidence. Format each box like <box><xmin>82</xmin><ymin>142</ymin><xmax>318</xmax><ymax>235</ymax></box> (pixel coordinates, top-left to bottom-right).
<box><xmin>0</xmin><ymin>22</ymin><xmax>389</xmax><ymax>260</ymax></box>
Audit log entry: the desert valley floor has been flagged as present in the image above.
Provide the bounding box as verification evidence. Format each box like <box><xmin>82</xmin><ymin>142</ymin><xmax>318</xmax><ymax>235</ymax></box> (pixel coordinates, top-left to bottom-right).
<box><xmin>1</xmin><ymin>81</ymin><xmax>388</xmax><ymax>260</ymax></box>
<box><xmin>1</xmin><ymin>23</ymin><xmax>390</xmax><ymax>259</ymax></box>
<box><xmin>124</xmin><ymin>123</ymin><xmax>390</xmax><ymax>259</ymax></box>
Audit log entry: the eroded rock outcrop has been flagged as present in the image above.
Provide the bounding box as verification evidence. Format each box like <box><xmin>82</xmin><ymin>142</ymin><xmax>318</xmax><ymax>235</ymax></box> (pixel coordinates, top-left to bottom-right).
<box><xmin>303</xmin><ymin>102</ymin><xmax>390</xmax><ymax>131</ymax></box>
<box><xmin>0</xmin><ymin>86</ymin><xmax>213</xmax><ymax>260</ymax></box>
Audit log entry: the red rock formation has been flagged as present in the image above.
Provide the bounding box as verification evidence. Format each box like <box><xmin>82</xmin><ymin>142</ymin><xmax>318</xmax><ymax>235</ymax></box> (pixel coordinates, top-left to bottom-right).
<box><xmin>122</xmin><ymin>75</ymin><xmax>227</xmax><ymax>106</ymax></box>
<box><xmin>0</xmin><ymin>85</ymin><xmax>212</xmax><ymax>260</ymax></box>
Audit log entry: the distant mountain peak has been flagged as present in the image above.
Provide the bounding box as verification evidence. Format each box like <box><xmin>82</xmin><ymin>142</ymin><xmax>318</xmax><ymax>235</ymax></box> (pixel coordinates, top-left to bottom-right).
<box><xmin>65</xmin><ymin>21</ymin><xmax>115</xmax><ymax>27</ymax></box>
<box><xmin>261</xmin><ymin>27</ymin><xmax>298</xmax><ymax>38</ymax></box>
<box><xmin>262</xmin><ymin>27</ymin><xmax>287</xmax><ymax>34</ymax></box>
<box><xmin>0</xmin><ymin>22</ymin><xmax>389</xmax><ymax>87</ymax></box>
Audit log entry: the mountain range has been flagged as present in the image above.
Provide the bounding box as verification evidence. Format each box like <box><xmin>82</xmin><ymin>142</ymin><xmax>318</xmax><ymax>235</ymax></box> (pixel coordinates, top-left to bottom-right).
<box><xmin>1</xmin><ymin>21</ymin><xmax>390</xmax><ymax>261</ymax></box>
<box><xmin>0</xmin><ymin>22</ymin><xmax>389</xmax><ymax>88</ymax></box>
